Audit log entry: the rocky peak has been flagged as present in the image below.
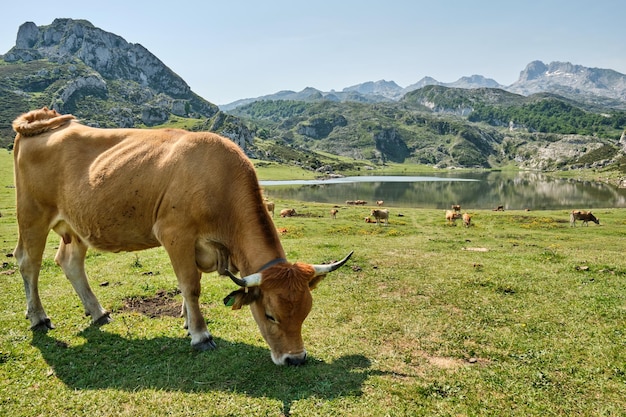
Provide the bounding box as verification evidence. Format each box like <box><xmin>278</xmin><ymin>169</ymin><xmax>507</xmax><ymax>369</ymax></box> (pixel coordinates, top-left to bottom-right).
<box><xmin>448</xmin><ymin>75</ymin><xmax>502</xmax><ymax>89</ymax></box>
<box><xmin>508</xmin><ymin>60</ymin><xmax>626</xmax><ymax>102</ymax></box>
<box><xmin>5</xmin><ymin>19</ymin><xmax>191</xmax><ymax>98</ymax></box>
<box><xmin>516</xmin><ymin>60</ymin><xmax>548</xmax><ymax>82</ymax></box>
<box><xmin>343</xmin><ymin>80</ymin><xmax>404</xmax><ymax>99</ymax></box>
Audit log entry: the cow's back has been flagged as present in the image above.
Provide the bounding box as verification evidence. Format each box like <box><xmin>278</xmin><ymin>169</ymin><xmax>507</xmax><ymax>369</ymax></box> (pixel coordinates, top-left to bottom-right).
<box><xmin>14</xmin><ymin>122</ymin><xmax>262</xmax><ymax>252</ymax></box>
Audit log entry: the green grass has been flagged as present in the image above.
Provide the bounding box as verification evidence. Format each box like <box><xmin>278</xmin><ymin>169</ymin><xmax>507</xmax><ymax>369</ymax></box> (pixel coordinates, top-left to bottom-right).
<box><xmin>1</xmin><ymin>149</ymin><xmax>625</xmax><ymax>416</ymax></box>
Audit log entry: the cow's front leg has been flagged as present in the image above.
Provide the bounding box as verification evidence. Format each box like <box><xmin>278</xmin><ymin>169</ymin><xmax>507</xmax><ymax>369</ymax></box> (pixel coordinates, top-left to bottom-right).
<box><xmin>15</xmin><ymin>235</ymin><xmax>52</xmax><ymax>331</ymax></box>
<box><xmin>164</xmin><ymin>245</ymin><xmax>216</xmax><ymax>350</ymax></box>
<box><xmin>54</xmin><ymin>236</ymin><xmax>110</xmax><ymax>325</ymax></box>
<box><xmin>180</xmin><ymin>272</ymin><xmax>216</xmax><ymax>351</ymax></box>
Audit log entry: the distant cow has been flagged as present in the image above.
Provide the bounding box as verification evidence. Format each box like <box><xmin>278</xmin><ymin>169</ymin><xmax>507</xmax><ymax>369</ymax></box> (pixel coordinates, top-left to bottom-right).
<box><xmin>265</xmin><ymin>201</ymin><xmax>275</xmax><ymax>217</ymax></box>
<box><xmin>376</xmin><ymin>200</ymin><xmax>384</xmax><ymax>207</ymax></box>
<box><xmin>451</xmin><ymin>204</ymin><xmax>461</xmax><ymax>212</ymax></box>
<box><xmin>462</xmin><ymin>213</ymin><xmax>472</xmax><ymax>227</ymax></box>
<box><xmin>364</xmin><ymin>217</ymin><xmax>374</xmax><ymax>223</ymax></box>
<box><xmin>11</xmin><ymin>107</ymin><xmax>353</xmax><ymax>366</ymax></box>
<box><xmin>570</xmin><ymin>210</ymin><xmax>599</xmax><ymax>227</ymax></box>
<box><xmin>493</xmin><ymin>205</ymin><xmax>504</xmax><ymax>211</ymax></box>
<box><xmin>347</xmin><ymin>200</ymin><xmax>367</xmax><ymax>205</ymax></box>
<box><xmin>370</xmin><ymin>209</ymin><xmax>389</xmax><ymax>225</ymax></box>
<box><xmin>330</xmin><ymin>208</ymin><xmax>338</xmax><ymax>219</ymax></box>
<box><xmin>445</xmin><ymin>210</ymin><xmax>462</xmax><ymax>225</ymax></box>
<box><xmin>280</xmin><ymin>208</ymin><xmax>297</xmax><ymax>217</ymax></box>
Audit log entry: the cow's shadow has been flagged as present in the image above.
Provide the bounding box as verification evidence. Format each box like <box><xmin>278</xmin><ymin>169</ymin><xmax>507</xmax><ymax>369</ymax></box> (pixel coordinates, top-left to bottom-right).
<box><xmin>31</xmin><ymin>328</ymin><xmax>379</xmax><ymax>414</ymax></box>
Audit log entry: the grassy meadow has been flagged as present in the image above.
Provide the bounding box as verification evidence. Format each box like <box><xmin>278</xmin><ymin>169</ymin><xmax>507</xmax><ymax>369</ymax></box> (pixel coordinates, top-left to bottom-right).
<box><xmin>0</xmin><ymin>148</ymin><xmax>625</xmax><ymax>416</ymax></box>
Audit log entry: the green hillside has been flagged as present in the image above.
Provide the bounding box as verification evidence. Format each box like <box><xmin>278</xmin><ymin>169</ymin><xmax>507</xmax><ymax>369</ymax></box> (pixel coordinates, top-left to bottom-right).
<box><xmin>227</xmin><ymin>89</ymin><xmax>626</xmax><ymax>171</ymax></box>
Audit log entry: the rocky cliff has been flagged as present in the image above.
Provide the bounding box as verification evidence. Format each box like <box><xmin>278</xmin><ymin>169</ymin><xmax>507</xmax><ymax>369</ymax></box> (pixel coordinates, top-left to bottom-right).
<box><xmin>1</xmin><ymin>19</ymin><xmax>253</xmax><ymax>150</ymax></box>
<box><xmin>507</xmin><ymin>60</ymin><xmax>626</xmax><ymax>106</ymax></box>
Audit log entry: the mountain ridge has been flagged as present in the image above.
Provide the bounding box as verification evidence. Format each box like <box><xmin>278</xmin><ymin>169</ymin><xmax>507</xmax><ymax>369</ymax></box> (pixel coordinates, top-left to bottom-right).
<box><xmin>220</xmin><ymin>61</ymin><xmax>626</xmax><ymax>111</ymax></box>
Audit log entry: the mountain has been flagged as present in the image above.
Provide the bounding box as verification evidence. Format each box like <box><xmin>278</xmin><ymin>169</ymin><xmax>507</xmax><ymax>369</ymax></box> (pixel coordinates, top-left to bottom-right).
<box><xmin>2</xmin><ymin>19</ymin><xmax>625</xmax><ymax>173</ymax></box>
<box><xmin>0</xmin><ymin>19</ymin><xmax>253</xmax><ymax>149</ymax></box>
<box><xmin>342</xmin><ymin>80</ymin><xmax>405</xmax><ymax>100</ymax></box>
<box><xmin>219</xmin><ymin>85</ymin><xmax>392</xmax><ymax>111</ymax></box>
<box><xmin>221</xmin><ymin>62</ymin><xmax>626</xmax><ymax>111</ymax></box>
<box><xmin>221</xmin><ymin>75</ymin><xmax>504</xmax><ymax>110</ymax></box>
<box><xmin>507</xmin><ymin>60</ymin><xmax>626</xmax><ymax>108</ymax></box>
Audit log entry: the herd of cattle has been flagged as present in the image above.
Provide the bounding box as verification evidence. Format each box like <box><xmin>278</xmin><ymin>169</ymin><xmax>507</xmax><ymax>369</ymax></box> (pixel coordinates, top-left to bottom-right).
<box><xmin>9</xmin><ymin>107</ymin><xmax>603</xmax><ymax>367</ymax></box>
<box><xmin>267</xmin><ymin>200</ymin><xmax>601</xmax><ymax>230</ymax></box>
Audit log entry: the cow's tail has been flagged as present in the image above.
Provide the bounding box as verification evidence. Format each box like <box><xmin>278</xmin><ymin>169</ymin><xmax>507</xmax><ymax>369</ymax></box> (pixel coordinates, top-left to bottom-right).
<box><xmin>12</xmin><ymin>107</ymin><xmax>76</xmax><ymax>137</ymax></box>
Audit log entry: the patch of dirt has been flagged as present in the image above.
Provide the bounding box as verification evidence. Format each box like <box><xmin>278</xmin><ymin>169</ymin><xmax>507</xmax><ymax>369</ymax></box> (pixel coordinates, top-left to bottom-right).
<box><xmin>120</xmin><ymin>289</ymin><xmax>181</xmax><ymax>318</ymax></box>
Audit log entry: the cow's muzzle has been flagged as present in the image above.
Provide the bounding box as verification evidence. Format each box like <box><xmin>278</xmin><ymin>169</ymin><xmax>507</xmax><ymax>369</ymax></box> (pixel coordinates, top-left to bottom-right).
<box><xmin>285</xmin><ymin>353</ymin><xmax>307</xmax><ymax>366</ymax></box>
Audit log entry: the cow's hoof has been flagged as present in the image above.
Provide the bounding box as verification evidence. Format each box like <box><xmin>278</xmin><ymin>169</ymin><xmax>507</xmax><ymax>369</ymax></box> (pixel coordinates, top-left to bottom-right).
<box><xmin>192</xmin><ymin>337</ymin><xmax>217</xmax><ymax>351</ymax></box>
<box><xmin>31</xmin><ymin>318</ymin><xmax>55</xmax><ymax>331</ymax></box>
<box><xmin>93</xmin><ymin>312</ymin><xmax>112</xmax><ymax>326</ymax></box>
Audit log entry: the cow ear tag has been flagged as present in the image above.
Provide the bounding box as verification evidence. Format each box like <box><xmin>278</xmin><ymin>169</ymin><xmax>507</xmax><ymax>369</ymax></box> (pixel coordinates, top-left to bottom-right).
<box><xmin>224</xmin><ymin>294</ymin><xmax>235</xmax><ymax>307</ymax></box>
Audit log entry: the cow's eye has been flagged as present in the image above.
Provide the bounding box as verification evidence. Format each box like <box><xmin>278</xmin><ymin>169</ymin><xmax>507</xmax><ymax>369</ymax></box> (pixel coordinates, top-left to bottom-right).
<box><xmin>265</xmin><ymin>313</ymin><xmax>277</xmax><ymax>323</ymax></box>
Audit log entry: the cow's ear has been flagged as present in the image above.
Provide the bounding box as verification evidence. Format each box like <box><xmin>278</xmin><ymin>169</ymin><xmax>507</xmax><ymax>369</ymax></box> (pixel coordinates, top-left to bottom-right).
<box><xmin>308</xmin><ymin>274</ymin><xmax>326</xmax><ymax>290</ymax></box>
<box><xmin>223</xmin><ymin>288</ymin><xmax>260</xmax><ymax>310</ymax></box>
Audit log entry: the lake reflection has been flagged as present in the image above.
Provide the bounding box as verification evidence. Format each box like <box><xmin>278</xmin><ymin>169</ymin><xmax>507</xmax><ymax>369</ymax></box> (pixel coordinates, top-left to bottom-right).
<box><xmin>260</xmin><ymin>172</ymin><xmax>626</xmax><ymax>210</ymax></box>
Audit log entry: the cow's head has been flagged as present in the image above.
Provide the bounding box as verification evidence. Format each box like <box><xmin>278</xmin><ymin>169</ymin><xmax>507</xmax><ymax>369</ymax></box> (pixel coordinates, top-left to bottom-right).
<box><xmin>223</xmin><ymin>251</ymin><xmax>353</xmax><ymax>365</ymax></box>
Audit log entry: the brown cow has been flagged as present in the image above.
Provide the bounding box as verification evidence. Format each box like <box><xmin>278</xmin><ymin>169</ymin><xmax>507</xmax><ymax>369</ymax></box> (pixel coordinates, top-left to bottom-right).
<box><xmin>570</xmin><ymin>210</ymin><xmax>599</xmax><ymax>227</ymax></box>
<box><xmin>376</xmin><ymin>200</ymin><xmax>384</xmax><ymax>207</ymax></box>
<box><xmin>462</xmin><ymin>213</ymin><xmax>472</xmax><ymax>227</ymax></box>
<box><xmin>265</xmin><ymin>201</ymin><xmax>275</xmax><ymax>217</ymax></box>
<box><xmin>12</xmin><ymin>107</ymin><xmax>353</xmax><ymax>366</ymax></box>
<box><xmin>330</xmin><ymin>208</ymin><xmax>338</xmax><ymax>219</ymax></box>
<box><xmin>493</xmin><ymin>205</ymin><xmax>504</xmax><ymax>211</ymax></box>
<box><xmin>445</xmin><ymin>209</ymin><xmax>462</xmax><ymax>225</ymax></box>
<box><xmin>451</xmin><ymin>204</ymin><xmax>461</xmax><ymax>212</ymax></box>
<box><xmin>370</xmin><ymin>209</ymin><xmax>389</xmax><ymax>225</ymax></box>
<box><xmin>280</xmin><ymin>208</ymin><xmax>297</xmax><ymax>217</ymax></box>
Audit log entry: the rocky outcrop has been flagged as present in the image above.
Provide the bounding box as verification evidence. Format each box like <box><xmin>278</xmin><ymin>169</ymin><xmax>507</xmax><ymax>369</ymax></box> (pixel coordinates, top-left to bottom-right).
<box><xmin>1</xmin><ymin>18</ymin><xmax>258</xmax><ymax>152</ymax></box>
<box><xmin>296</xmin><ymin>115</ymin><xmax>347</xmax><ymax>139</ymax></box>
<box><xmin>6</xmin><ymin>19</ymin><xmax>191</xmax><ymax>98</ymax></box>
<box><xmin>373</xmin><ymin>128</ymin><xmax>409</xmax><ymax>163</ymax></box>
<box><xmin>3</xmin><ymin>19</ymin><xmax>220</xmax><ymax>125</ymax></box>
<box><xmin>508</xmin><ymin>60</ymin><xmax>626</xmax><ymax>103</ymax></box>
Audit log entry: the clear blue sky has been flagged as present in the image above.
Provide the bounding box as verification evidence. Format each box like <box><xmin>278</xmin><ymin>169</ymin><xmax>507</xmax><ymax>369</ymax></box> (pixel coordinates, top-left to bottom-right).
<box><xmin>2</xmin><ymin>0</ymin><xmax>624</xmax><ymax>105</ymax></box>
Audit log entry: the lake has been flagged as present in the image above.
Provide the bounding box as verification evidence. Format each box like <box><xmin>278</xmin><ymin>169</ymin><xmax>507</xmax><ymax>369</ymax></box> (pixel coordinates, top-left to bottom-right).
<box><xmin>260</xmin><ymin>171</ymin><xmax>626</xmax><ymax>210</ymax></box>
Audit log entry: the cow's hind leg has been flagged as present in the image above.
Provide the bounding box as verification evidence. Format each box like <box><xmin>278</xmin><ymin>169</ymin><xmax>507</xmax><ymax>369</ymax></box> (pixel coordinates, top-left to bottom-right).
<box><xmin>14</xmin><ymin>233</ymin><xmax>53</xmax><ymax>331</ymax></box>
<box><xmin>54</xmin><ymin>234</ymin><xmax>110</xmax><ymax>325</ymax></box>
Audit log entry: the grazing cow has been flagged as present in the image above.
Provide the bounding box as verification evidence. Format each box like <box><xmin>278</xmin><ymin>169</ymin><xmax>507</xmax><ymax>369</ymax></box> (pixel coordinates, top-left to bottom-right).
<box><xmin>376</xmin><ymin>200</ymin><xmax>384</xmax><ymax>207</ymax></box>
<box><xmin>265</xmin><ymin>201</ymin><xmax>275</xmax><ymax>217</ymax></box>
<box><xmin>451</xmin><ymin>204</ymin><xmax>461</xmax><ymax>212</ymax></box>
<box><xmin>445</xmin><ymin>210</ymin><xmax>462</xmax><ymax>225</ymax></box>
<box><xmin>370</xmin><ymin>209</ymin><xmax>389</xmax><ymax>225</ymax></box>
<box><xmin>280</xmin><ymin>208</ymin><xmax>297</xmax><ymax>218</ymax></box>
<box><xmin>493</xmin><ymin>205</ymin><xmax>504</xmax><ymax>211</ymax></box>
<box><xmin>462</xmin><ymin>213</ymin><xmax>472</xmax><ymax>228</ymax></box>
<box><xmin>330</xmin><ymin>208</ymin><xmax>338</xmax><ymax>219</ymax></box>
<box><xmin>12</xmin><ymin>107</ymin><xmax>353</xmax><ymax>366</ymax></box>
<box><xmin>570</xmin><ymin>210</ymin><xmax>599</xmax><ymax>227</ymax></box>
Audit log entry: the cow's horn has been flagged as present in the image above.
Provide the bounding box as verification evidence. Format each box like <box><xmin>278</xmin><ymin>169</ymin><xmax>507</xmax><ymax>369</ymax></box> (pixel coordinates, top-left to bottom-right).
<box><xmin>313</xmin><ymin>251</ymin><xmax>354</xmax><ymax>276</ymax></box>
<box><xmin>225</xmin><ymin>270</ymin><xmax>262</xmax><ymax>287</ymax></box>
